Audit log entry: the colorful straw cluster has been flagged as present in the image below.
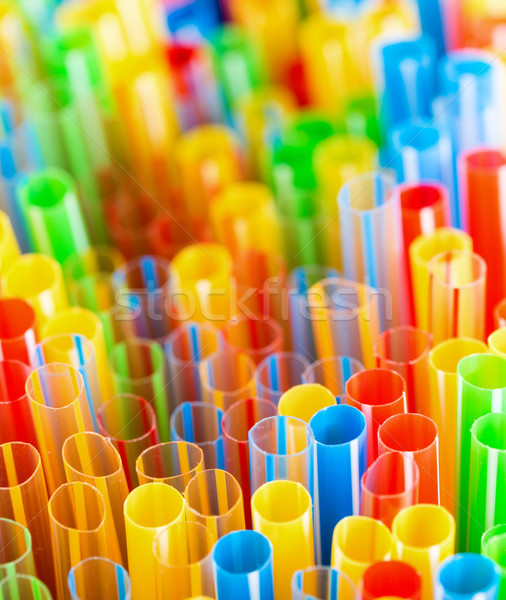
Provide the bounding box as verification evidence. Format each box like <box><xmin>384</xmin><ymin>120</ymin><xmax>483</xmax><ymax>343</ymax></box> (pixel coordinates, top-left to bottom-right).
<box><xmin>0</xmin><ymin>0</ymin><xmax>506</xmax><ymax>598</ymax></box>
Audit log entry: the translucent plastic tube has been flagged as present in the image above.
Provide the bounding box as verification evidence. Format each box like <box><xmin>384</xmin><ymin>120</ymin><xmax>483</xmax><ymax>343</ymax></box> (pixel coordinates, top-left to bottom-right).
<box><xmin>0</xmin><ymin>574</ymin><xmax>53</xmax><ymax>600</ymax></box>
<box><xmin>278</xmin><ymin>384</ymin><xmax>336</xmax><ymax>424</ymax></box>
<box><xmin>409</xmin><ymin>228</ymin><xmax>472</xmax><ymax>331</ymax></box>
<box><xmin>42</xmin><ymin>307</ymin><xmax>113</xmax><ymax>405</ymax></box>
<box><xmin>154</xmin><ymin>521</ymin><xmax>215</xmax><ymax>600</ymax></box>
<box><xmin>482</xmin><ymin>524</ymin><xmax>506</xmax><ymax>600</ymax></box>
<box><xmin>468</xmin><ymin>413</ymin><xmax>506</xmax><ymax>551</ymax></box>
<box><xmin>31</xmin><ymin>333</ymin><xmax>102</xmax><ymax>431</ymax></box>
<box><xmin>0</xmin><ymin>360</ymin><xmax>37</xmax><ymax>447</ymax></box>
<box><xmin>222</xmin><ymin>398</ymin><xmax>277</xmax><ymax>528</ymax></box>
<box><xmin>255</xmin><ymin>352</ymin><xmax>309</xmax><ymax>406</ymax></box>
<box><xmin>489</xmin><ymin>329</ymin><xmax>506</xmax><ymax>358</ymax></box>
<box><xmin>213</xmin><ymin>530</ymin><xmax>273</xmax><ymax>600</ymax></box>
<box><xmin>308</xmin><ymin>277</ymin><xmax>381</xmax><ymax>369</ymax></box>
<box><xmin>456</xmin><ymin>354</ymin><xmax>506</xmax><ymax>551</ymax></box>
<box><xmin>62</xmin><ymin>432</ymin><xmax>128</xmax><ymax>567</ymax></box>
<box><xmin>0</xmin><ymin>518</ymin><xmax>34</xmax><ymax>579</ymax></box>
<box><xmin>392</xmin><ymin>505</ymin><xmax>455</xmax><ymax>600</ymax></box>
<box><xmin>292</xmin><ymin>566</ymin><xmax>357</xmax><ymax>600</ymax></box>
<box><xmin>199</xmin><ymin>350</ymin><xmax>256</xmax><ymax>411</ymax></box>
<box><xmin>373</xmin><ymin>326</ymin><xmax>432</xmax><ymax>414</ymax></box>
<box><xmin>346</xmin><ymin>369</ymin><xmax>407</xmax><ymax>465</ymax></box>
<box><xmin>0</xmin><ymin>442</ymin><xmax>55</xmax><ymax>593</ymax></box>
<box><xmin>287</xmin><ymin>266</ymin><xmax>339</xmax><ymax>362</ymax></box>
<box><xmin>378</xmin><ymin>413</ymin><xmax>439</xmax><ymax>504</ymax></box>
<box><xmin>222</xmin><ymin>317</ymin><xmax>284</xmax><ymax>366</ymax></box>
<box><xmin>494</xmin><ymin>299</ymin><xmax>506</xmax><ymax>330</ymax></box>
<box><xmin>26</xmin><ymin>363</ymin><xmax>93</xmax><ymax>494</ymax></box>
<box><xmin>97</xmin><ymin>394</ymin><xmax>159</xmax><ymax>490</ymax></box>
<box><xmin>331</xmin><ymin>516</ymin><xmax>392</xmax><ymax>585</ymax></box>
<box><xmin>136</xmin><ymin>441</ymin><xmax>204</xmax><ymax>493</ymax></box>
<box><xmin>48</xmin><ymin>482</ymin><xmax>109</xmax><ymax>600</ymax></box>
<box><xmin>112</xmin><ymin>256</ymin><xmax>172</xmax><ymax>340</ymax></box>
<box><xmin>109</xmin><ymin>339</ymin><xmax>170</xmax><ymax>442</ymax></box>
<box><xmin>338</xmin><ymin>172</ymin><xmax>409</xmax><ymax>327</ymax></box>
<box><xmin>251</xmin><ymin>480</ymin><xmax>314</xmax><ymax>600</ymax></box>
<box><xmin>428</xmin><ymin>338</ymin><xmax>488</xmax><ymax>512</ymax></box>
<box><xmin>124</xmin><ymin>482</ymin><xmax>185</xmax><ymax>600</ymax></box>
<box><xmin>428</xmin><ymin>250</ymin><xmax>487</xmax><ymax>343</ymax></box>
<box><xmin>248</xmin><ymin>415</ymin><xmax>315</xmax><ymax>499</ymax></box>
<box><xmin>68</xmin><ymin>557</ymin><xmax>131</xmax><ymax>600</ymax></box>
<box><xmin>171</xmin><ymin>402</ymin><xmax>224</xmax><ymax>470</ymax></box>
<box><xmin>62</xmin><ymin>245</ymin><xmax>124</xmax><ymax>298</ymax></box>
<box><xmin>310</xmin><ymin>405</ymin><xmax>367</xmax><ymax>565</ymax></box>
<box><xmin>0</xmin><ymin>299</ymin><xmax>36</xmax><ymax>364</ymax></box>
<box><xmin>361</xmin><ymin>561</ymin><xmax>422</xmax><ymax>600</ymax></box>
<box><xmin>360</xmin><ymin>452</ymin><xmax>419</xmax><ymax>528</ymax></box>
<box><xmin>434</xmin><ymin>553</ymin><xmax>500</xmax><ymax>600</ymax></box>
<box><xmin>2</xmin><ymin>254</ymin><xmax>68</xmax><ymax>331</ymax></box>
<box><xmin>164</xmin><ymin>322</ymin><xmax>222</xmax><ymax>407</ymax></box>
<box><xmin>302</xmin><ymin>357</ymin><xmax>364</xmax><ymax>402</ymax></box>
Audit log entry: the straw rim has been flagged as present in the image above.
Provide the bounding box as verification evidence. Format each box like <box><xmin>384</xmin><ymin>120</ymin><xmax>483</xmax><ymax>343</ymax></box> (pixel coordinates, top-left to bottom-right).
<box><xmin>123</xmin><ymin>482</ymin><xmax>185</xmax><ymax>530</ymax></box>
<box><xmin>31</xmin><ymin>332</ymin><xmax>95</xmax><ymax>370</ymax></box>
<box><xmin>164</xmin><ymin>321</ymin><xmax>222</xmax><ymax>367</ymax></box>
<box><xmin>309</xmin><ymin>404</ymin><xmax>367</xmax><ymax>448</ymax></box>
<box><xmin>332</xmin><ymin>515</ymin><xmax>392</xmax><ymax>568</ymax></box>
<box><xmin>487</xmin><ymin>328</ymin><xmax>506</xmax><ymax>356</ymax></box>
<box><xmin>0</xmin><ymin>359</ymin><xmax>31</xmax><ymax>406</ymax></box>
<box><xmin>248</xmin><ymin>415</ymin><xmax>315</xmax><ymax>460</ymax></box>
<box><xmin>457</xmin><ymin>353</ymin><xmax>506</xmax><ymax>391</ymax></box>
<box><xmin>97</xmin><ymin>393</ymin><xmax>158</xmax><ymax>443</ymax></box>
<box><xmin>171</xmin><ymin>402</ymin><xmax>223</xmax><ymax>446</ymax></box>
<box><xmin>0</xmin><ymin>574</ymin><xmax>52</xmax><ymax>598</ymax></box>
<box><xmin>409</xmin><ymin>227</ymin><xmax>472</xmax><ymax>266</ymax></box>
<box><xmin>428</xmin><ymin>249</ymin><xmax>487</xmax><ymax>290</ymax></box>
<box><xmin>152</xmin><ymin>520</ymin><xmax>214</xmax><ymax>569</ymax></box>
<box><xmin>136</xmin><ymin>441</ymin><xmax>204</xmax><ymax>484</ymax></box>
<box><xmin>0</xmin><ymin>298</ymin><xmax>36</xmax><ymax>342</ymax></box>
<box><xmin>307</xmin><ymin>276</ymin><xmax>377</xmax><ymax>316</ymax></box>
<box><xmin>42</xmin><ymin>307</ymin><xmax>101</xmax><ymax>344</ymax></box>
<box><xmin>222</xmin><ymin>316</ymin><xmax>284</xmax><ymax>361</ymax></box>
<box><xmin>25</xmin><ymin>362</ymin><xmax>86</xmax><ymax>411</ymax></box>
<box><xmin>302</xmin><ymin>355</ymin><xmax>365</xmax><ymax>388</ymax></box>
<box><xmin>292</xmin><ymin>566</ymin><xmax>356</xmax><ymax>598</ymax></box>
<box><xmin>255</xmin><ymin>351</ymin><xmax>310</xmax><ymax>393</ymax></box>
<box><xmin>460</xmin><ymin>146</ymin><xmax>506</xmax><ymax>175</ymax></box>
<box><xmin>221</xmin><ymin>397</ymin><xmax>278</xmax><ymax>445</ymax></box>
<box><xmin>391</xmin><ymin>503</ymin><xmax>455</xmax><ymax>551</ymax></box>
<box><xmin>345</xmin><ymin>368</ymin><xmax>407</xmax><ymax>409</ymax></box>
<box><xmin>62</xmin><ymin>432</ymin><xmax>123</xmax><ymax>480</ymax></box>
<box><xmin>436</xmin><ymin>553</ymin><xmax>500</xmax><ymax>597</ymax></box>
<box><xmin>212</xmin><ymin>530</ymin><xmax>273</xmax><ymax>577</ymax></box>
<box><xmin>337</xmin><ymin>170</ymin><xmax>396</xmax><ymax>215</ymax></box>
<box><xmin>428</xmin><ymin>338</ymin><xmax>489</xmax><ymax>374</ymax></box>
<box><xmin>471</xmin><ymin>412</ymin><xmax>506</xmax><ymax>452</ymax></box>
<box><xmin>62</xmin><ymin>245</ymin><xmax>125</xmax><ymax>282</ymax></box>
<box><xmin>185</xmin><ymin>469</ymin><xmax>244</xmax><ymax>521</ymax></box>
<box><xmin>19</xmin><ymin>167</ymin><xmax>77</xmax><ymax>215</ymax></box>
<box><xmin>48</xmin><ymin>481</ymin><xmax>107</xmax><ymax>534</ymax></box>
<box><xmin>482</xmin><ymin>524</ymin><xmax>506</xmax><ymax>568</ymax></box>
<box><xmin>250</xmin><ymin>480</ymin><xmax>312</xmax><ymax>526</ymax></box>
<box><xmin>0</xmin><ymin>518</ymin><xmax>32</xmax><ymax>569</ymax></box>
<box><xmin>112</xmin><ymin>255</ymin><xmax>171</xmax><ymax>294</ymax></box>
<box><xmin>3</xmin><ymin>253</ymin><xmax>63</xmax><ymax>300</ymax></box>
<box><xmin>373</xmin><ymin>325</ymin><xmax>433</xmax><ymax>367</ymax></box>
<box><xmin>361</xmin><ymin>451</ymin><xmax>420</xmax><ymax>500</ymax></box>
<box><xmin>109</xmin><ymin>338</ymin><xmax>165</xmax><ymax>386</ymax></box>
<box><xmin>0</xmin><ymin>442</ymin><xmax>42</xmax><ymax>490</ymax></box>
<box><xmin>198</xmin><ymin>350</ymin><xmax>256</xmax><ymax>397</ymax></box>
<box><xmin>378</xmin><ymin>412</ymin><xmax>439</xmax><ymax>455</ymax></box>
<box><xmin>396</xmin><ymin>180</ymin><xmax>448</xmax><ymax>216</ymax></box>
<box><xmin>68</xmin><ymin>557</ymin><xmax>131</xmax><ymax>599</ymax></box>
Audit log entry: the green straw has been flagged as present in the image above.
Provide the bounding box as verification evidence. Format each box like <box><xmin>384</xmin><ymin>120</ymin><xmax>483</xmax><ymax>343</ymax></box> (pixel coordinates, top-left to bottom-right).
<box><xmin>482</xmin><ymin>524</ymin><xmax>506</xmax><ymax>600</ymax></box>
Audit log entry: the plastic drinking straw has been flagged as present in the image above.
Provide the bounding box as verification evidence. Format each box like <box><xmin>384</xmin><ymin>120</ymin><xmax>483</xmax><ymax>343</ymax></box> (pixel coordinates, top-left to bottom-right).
<box><xmin>278</xmin><ymin>383</ymin><xmax>335</xmax><ymax>424</ymax></box>
<box><xmin>251</xmin><ymin>480</ymin><xmax>314</xmax><ymax>600</ymax></box>
<box><xmin>17</xmin><ymin>168</ymin><xmax>90</xmax><ymax>264</ymax></box>
<box><xmin>0</xmin><ymin>574</ymin><xmax>53</xmax><ymax>600</ymax></box>
<box><xmin>456</xmin><ymin>353</ymin><xmax>506</xmax><ymax>551</ymax></box>
<box><xmin>286</xmin><ymin>266</ymin><xmax>338</xmax><ymax>362</ymax></box>
<box><xmin>154</xmin><ymin>521</ymin><xmax>215</xmax><ymax>600</ymax></box>
<box><xmin>434</xmin><ymin>553</ymin><xmax>500</xmax><ymax>600</ymax></box>
<box><xmin>373</xmin><ymin>326</ymin><xmax>432</xmax><ymax>414</ymax></box>
<box><xmin>0</xmin><ymin>518</ymin><xmax>34</xmax><ymax>579</ymax></box>
<box><xmin>249</xmin><ymin>414</ymin><xmax>315</xmax><ymax>500</ymax></box>
<box><xmin>459</xmin><ymin>148</ymin><xmax>506</xmax><ymax>333</ymax></box>
<box><xmin>26</xmin><ymin>363</ymin><xmax>93</xmax><ymax>494</ymax></box>
<box><xmin>62</xmin><ymin>432</ymin><xmax>128</xmax><ymax>567</ymax></box>
<box><xmin>222</xmin><ymin>317</ymin><xmax>284</xmax><ymax>366</ymax></box>
<box><xmin>468</xmin><ymin>412</ymin><xmax>506</xmax><ymax>551</ymax></box>
<box><xmin>489</xmin><ymin>328</ymin><xmax>506</xmax><ymax>359</ymax></box>
<box><xmin>310</xmin><ymin>404</ymin><xmax>367</xmax><ymax>565</ymax></box>
<box><xmin>0</xmin><ymin>211</ymin><xmax>19</xmax><ymax>272</ymax></box>
<box><xmin>222</xmin><ymin>397</ymin><xmax>277</xmax><ymax>528</ymax></box>
<box><xmin>255</xmin><ymin>352</ymin><xmax>309</xmax><ymax>406</ymax></box>
<box><xmin>374</xmin><ymin>35</ymin><xmax>437</xmax><ymax>133</ymax></box>
<box><xmin>136</xmin><ymin>441</ymin><xmax>204</xmax><ymax>493</ymax></box>
<box><xmin>494</xmin><ymin>300</ymin><xmax>506</xmax><ymax>330</ymax></box>
<box><xmin>112</xmin><ymin>256</ymin><xmax>171</xmax><ymax>341</ymax></box>
<box><xmin>292</xmin><ymin>566</ymin><xmax>357</xmax><ymax>600</ymax></box>
<box><xmin>165</xmin><ymin>322</ymin><xmax>223</xmax><ymax>408</ymax></box>
<box><xmin>428</xmin><ymin>250</ymin><xmax>487</xmax><ymax>344</ymax></box>
<box><xmin>0</xmin><ymin>360</ymin><xmax>37</xmax><ymax>447</ymax></box>
<box><xmin>124</xmin><ymin>482</ymin><xmax>185</xmax><ymax>600</ymax></box>
<box><xmin>174</xmin><ymin>125</ymin><xmax>244</xmax><ymax>220</ymax></box>
<box><xmin>378</xmin><ymin>413</ymin><xmax>440</xmax><ymax>505</ymax></box>
<box><xmin>0</xmin><ymin>299</ymin><xmax>35</xmax><ymax>365</ymax></box>
<box><xmin>109</xmin><ymin>339</ymin><xmax>170</xmax><ymax>442</ymax></box>
<box><xmin>302</xmin><ymin>356</ymin><xmax>364</xmax><ymax>402</ymax></box>
<box><xmin>2</xmin><ymin>254</ymin><xmax>68</xmax><ymax>332</ymax></box>
<box><xmin>0</xmin><ymin>442</ymin><xmax>55</xmax><ymax>593</ymax></box>
<box><xmin>361</xmin><ymin>561</ymin><xmax>422</xmax><ymax>600</ymax></box>
<box><xmin>308</xmin><ymin>277</ymin><xmax>381</xmax><ymax>370</ymax></box>
<box><xmin>42</xmin><ymin>307</ymin><xmax>113</xmax><ymax>404</ymax></box>
<box><xmin>391</xmin><ymin>505</ymin><xmax>455</xmax><ymax>600</ymax></box>
<box><xmin>331</xmin><ymin>516</ymin><xmax>392</xmax><ymax>585</ymax></box>
<box><xmin>169</xmin><ymin>243</ymin><xmax>234</xmax><ymax>326</ymax></box>
<box><xmin>345</xmin><ymin>369</ymin><xmax>407</xmax><ymax>465</ymax></box>
<box><xmin>409</xmin><ymin>227</ymin><xmax>473</xmax><ymax>331</ymax></box>
<box><xmin>199</xmin><ymin>350</ymin><xmax>257</xmax><ymax>411</ymax></box>
<box><xmin>68</xmin><ymin>557</ymin><xmax>131</xmax><ymax>600</ymax></box>
<box><xmin>48</xmin><ymin>481</ymin><xmax>109</xmax><ymax>600</ymax></box>
<box><xmin>31</xmin><ymin>334</ymin><xmax>101</xmax><ymax>431</ymax></box>
<box><xmin>171</xmin><ymin>402</ymin><xmax>224</xmax><ymax>470</ymax></box>
<box><xmin>482</xmin><ymin>524</ymin><xmax>506</xmax><ymax>600</ymax></box>
<box><xmin>97</xmin><ymin>394</ymin><xmax>159</xmax><ymax>490</ymax></box>
<box><xmin>338</xmin><ymin>171</ymin><xmax>409</xmax><ymax>328</ymax></box>
<box><xmin>360</xmin><ymin>452</ymin><xmax>420</xmax><ymax>529</ymax></box>
<box><xmin>185</xmin><ymin>469</ymin><xmax>245</xmax><ymax>540</ymax></box>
